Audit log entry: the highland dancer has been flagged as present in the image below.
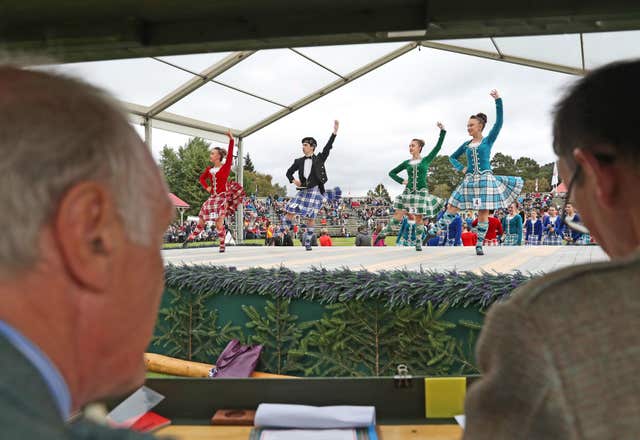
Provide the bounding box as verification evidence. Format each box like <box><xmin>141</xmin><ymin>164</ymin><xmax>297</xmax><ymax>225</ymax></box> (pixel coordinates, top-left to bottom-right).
<box><xmin>381</xmin><ymin>123</ymin><xmax>446</xmax><ymax>251</ymax></box>
<box><xmin>438</xmin><ymin>90</ymin><xmax>523</xmax><ymax>255</ymax></box>
<box><xmin>282</xmin><ymin>120</ymin><xmax>341</xmax><ymax>251</ymax></box>
<box><xmin>183</xmin><ymin>130</ymin><xmax>245</xmax><ymax>252</ymax></box>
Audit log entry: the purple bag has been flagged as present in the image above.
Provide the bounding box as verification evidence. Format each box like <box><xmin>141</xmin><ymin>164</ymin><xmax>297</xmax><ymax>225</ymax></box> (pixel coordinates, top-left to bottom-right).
<box><xmin>208</xmin><ymin>339</ymin><xmax>263</xmax><ymax>378</ymax></box>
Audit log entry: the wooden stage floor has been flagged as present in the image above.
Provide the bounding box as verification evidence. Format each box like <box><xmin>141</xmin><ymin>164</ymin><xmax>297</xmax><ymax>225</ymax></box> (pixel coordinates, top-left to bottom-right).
<box><xmin>163</xmin><ymin>245</ymin><xmax>608</xmax><ymax>274</ymax></box>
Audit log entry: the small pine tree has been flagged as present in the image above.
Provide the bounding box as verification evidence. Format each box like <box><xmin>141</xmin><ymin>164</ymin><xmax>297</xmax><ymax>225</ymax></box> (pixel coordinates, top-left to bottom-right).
<box><xmin>244</xmin><ymin>153</ymin><xmax>256</xmax><ymax>172</ymax></box>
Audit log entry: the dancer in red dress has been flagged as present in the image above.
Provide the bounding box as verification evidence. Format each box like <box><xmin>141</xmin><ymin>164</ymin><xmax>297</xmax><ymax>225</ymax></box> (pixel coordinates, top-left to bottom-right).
<box><xmin>183</xmin><ymin>130</ymin><xmax>245</xmax><ymax>252</ymax></box>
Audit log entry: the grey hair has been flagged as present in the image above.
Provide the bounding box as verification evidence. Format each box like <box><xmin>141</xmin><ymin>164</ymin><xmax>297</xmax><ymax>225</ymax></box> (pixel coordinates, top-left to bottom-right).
<box><xmin>0</xmin><ymin>65</ymin><xmax>158</xmax><ymax>271</ymax></box>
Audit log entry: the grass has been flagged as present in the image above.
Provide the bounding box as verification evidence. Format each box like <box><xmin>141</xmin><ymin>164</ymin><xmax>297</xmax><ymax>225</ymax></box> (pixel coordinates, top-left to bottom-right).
<box><xmin>163</xmin><ymin>236</ymin><xmax>398</xmax><ymax>249</ymax></box>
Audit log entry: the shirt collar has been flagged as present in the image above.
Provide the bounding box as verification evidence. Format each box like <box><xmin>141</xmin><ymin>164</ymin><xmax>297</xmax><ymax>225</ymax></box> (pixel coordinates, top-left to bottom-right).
<box><xmin>0</xmin><ymin>320</ymin><xmax>71</xmax><ymax>420</ymax></box>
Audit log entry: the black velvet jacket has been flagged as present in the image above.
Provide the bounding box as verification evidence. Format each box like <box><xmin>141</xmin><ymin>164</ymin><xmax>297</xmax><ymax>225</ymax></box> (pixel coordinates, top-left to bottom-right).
<box><xmin>285</xmin><ymin>133</ymin><xmax>336</xmax><ymax>194</ymax></box>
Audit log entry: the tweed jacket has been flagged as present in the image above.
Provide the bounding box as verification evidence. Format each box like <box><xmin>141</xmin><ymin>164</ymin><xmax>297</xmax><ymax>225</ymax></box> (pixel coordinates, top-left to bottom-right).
<box><xmin>463</xmin><ymin>249</ymin><xmax>640</xmax><ymax>440</ymax></box>
<box><xmin>286</xmin><ymin>133</ymin><xmax>336</xmax><ymax>194</ymax></box>
<box><xmin>0</xmin><ymin>334</ymin><xmax>157</xmax><ymax>439</ymax></box>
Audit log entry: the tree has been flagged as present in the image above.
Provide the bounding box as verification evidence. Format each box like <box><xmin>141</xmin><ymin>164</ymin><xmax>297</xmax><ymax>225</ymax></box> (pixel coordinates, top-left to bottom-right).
<box><xmin>367</xmin><ymin>183</ymin><xmax>391</xmax><ymax>203</ymax></box>
<box><xmin>243</xmin><ymin>170</ymin><xmax>286</xmax><ymax>197</ymax></box>
<box><xmin>490</xmin><ymin>152</ymin><xmax>516</xmax><ymax>175</ymax></box>
<box><xmin>515</xmin><ymin>157</ymin><xmax>540</xmax><ymax>180</ymax></box>
<box><xmin>160</xmin><ymin>137</ymin><xmax>286</xmax><ymax>216</ymax></box>
<box><xmin>428</xmin><ymin>155</ymin><xmax>465</xmax><ymax>193</ymax></box>
<box><xmin>244</xmin><ymin>153</ymin><xmax>256</xmax><ymax>172</ymax></box>
<box><xmin>432</xmin><ymin>183</ymin><xmax>452</xmax><ymax>200</ymax></box>
<box><xmin>160</xmin><ymin>137</ymin><xmax>211</xmax><ymax>216</ymax></box>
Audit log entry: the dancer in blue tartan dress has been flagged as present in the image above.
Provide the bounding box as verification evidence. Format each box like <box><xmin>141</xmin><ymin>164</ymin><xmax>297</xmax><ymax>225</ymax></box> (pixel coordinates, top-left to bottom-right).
<box><xmin>437</xmin><ymin>90</ymin><xmax>524</xmax><ymax>256</ymax></box>
<box><xmin>282</xmin><ymin>120</ymin><xmax>341</xmax><ymax>250</ymax></box>
<box><xmin>542</xmin><ymin>205</ymin><xmax>565</xmax><ymax>245</ymax></box>
<box><xmin>524</xmin><ymin>210</ymin><xmax>543</xmax><ymax>245</ymax></box>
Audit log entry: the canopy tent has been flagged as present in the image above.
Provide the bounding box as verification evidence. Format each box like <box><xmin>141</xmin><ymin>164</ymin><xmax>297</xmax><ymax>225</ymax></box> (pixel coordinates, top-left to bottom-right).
<box><xmin>3</xmin><ymin>0</ymin><xmax>640</xmax><ymax>61</ymax></box>
<box><xmin>4</xmin><ymin>1</ymin><xmax>640</xmax><ymax>239</ymax></box>
<box><xmin>168</xmin><ymin>193</ymin><xmax>190</xmax><ymax>224</ymax></box>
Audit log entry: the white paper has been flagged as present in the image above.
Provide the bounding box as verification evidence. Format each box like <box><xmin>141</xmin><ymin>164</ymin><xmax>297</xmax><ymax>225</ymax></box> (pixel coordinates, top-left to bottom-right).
<box><xmin>455</xmin><ymin>415</ymin><xmax>466</xmax><ymax>429</ymax></box>
<box><xmin>106</xmin><ymin>386</ymin><xmax>164</xmax><ymax>427</ymax></box>
<box><xmin>260</xmin><ymin>429</ymin><xmax>357</xmax><ymax>440</ymax></box>
<box><xmin>255</xmin><ymin>404</ymin><xmax>376</xmax><ymax>429</ymax></box>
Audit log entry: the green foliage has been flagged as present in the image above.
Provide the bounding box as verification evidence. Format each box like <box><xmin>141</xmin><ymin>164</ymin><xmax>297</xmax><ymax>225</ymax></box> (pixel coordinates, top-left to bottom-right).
<box><xmin>431</xmin><ymin>183</ymin><xmax>452</xmax><ymax>200</ymax></box>
<box><xmin>243</xmin><ymin>170</ymin><xmax>287</xmax><ymax>197</ymax></box>
<box><xmin>153</xmin><ymin>287</ymin><xmax>241</xmax><ymax>362</ymax></box>
<box><xmin>294</xmin><ymin>301</ymin><xmax>478</xmax><ymax>377</ymax></box>
<box><xmin>153</xmin><ymin>266</ymin><xmax>528</xmax><ymax>376</ymax></box>
<box><xmin>159</xmin><ymin>138</ymin><xmax>286</xmax><ymax>213</ymax></box>
<box><xmin>244</xmin><ymin>153</ymin><xmax>256</xmax><ymax>172</ymax></box>
<box><xmin>428</xmin><ymin>155</ymin><xmax>465</xmax><ymax>193</ymax></box>
<box><xmin>242</xmin><ymin>299</ymin><xmax>314</xmax><ymax>374</ymax></box>
<box><xmin>367</xmin><ymin>183</ymin><xmax>392</xmax><ymax>203</ymax></box>
<box><xmin>164</xmin><ymin>265</ymin><xmax>534</xmax><ymax>310</ymax></box>
<box><xmin>160</xmin><ymin>137</ymin><xmax>213</xmax><ymax>217</ymax></box>
<box><xmin>490</xmin><ymin>152</ymin><xmax>516</xmax><ymax>175</ymax></box>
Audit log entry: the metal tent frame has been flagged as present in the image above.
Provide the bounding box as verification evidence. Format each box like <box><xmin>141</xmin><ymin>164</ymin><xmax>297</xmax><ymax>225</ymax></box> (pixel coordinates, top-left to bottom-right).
<box><xmin>120</xmin><ymin>36</ymin><xmax>597</xmax><ymax>239</ymax></box>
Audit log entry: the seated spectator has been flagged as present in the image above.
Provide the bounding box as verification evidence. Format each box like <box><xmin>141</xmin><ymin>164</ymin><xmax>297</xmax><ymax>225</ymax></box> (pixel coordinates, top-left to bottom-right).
<box><xmin>463</xmin><ymin>59</ymin><xmax>640</xmax><ymax>439</ymax></box>
<box><xmin>461</xmin><ymin>225</ymin><xmax>478</xmax><ymax>246</ymax></box>
<box><xmin>355</xmin><ymin>225</ymin><xmax>372</xmax><ymax>246</ymax></box>
<box><xmin>0</xmin><ymin>65</ymin><xmax>173</xmax><ymax>438</ymax></box>
<box><xmin>318</xmin><ymin>229</ymin><xmax>332</xmax><ymax>246</ymax></box>
<box><xmin>472</xmin><ymin>213</ymin><xmax>503</xmax><ymax>246</ymax></box>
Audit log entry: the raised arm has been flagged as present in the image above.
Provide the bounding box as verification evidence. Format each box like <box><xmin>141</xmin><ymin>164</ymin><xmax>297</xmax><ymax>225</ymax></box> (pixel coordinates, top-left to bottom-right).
<box><xmin>423</xmin><ymin>122</ymin><xmax>446</xmax><ymax>164</ymax></box>
<box><xmin>486</xmin><ymin>90</ymin><xmax>503</xmax><ymax>145</ymax></box>
<box><xmin>221</xmin><ymin>130</ymin><xmax>235</xmax><ymax>173</ymax></box>
<box><xmin>449</xmin><ymin>141</ymin><xmax>468</xmax><ymax>172</ymax></box>
<box><xmin>318</xmin><ymin>120</ymin><xmax>339</xmax><ymax>162</ymax></box>
<box><xmin>388</xmin><ymin>161</ymin><xmax>407</xmax><ymax>185</ymax></box>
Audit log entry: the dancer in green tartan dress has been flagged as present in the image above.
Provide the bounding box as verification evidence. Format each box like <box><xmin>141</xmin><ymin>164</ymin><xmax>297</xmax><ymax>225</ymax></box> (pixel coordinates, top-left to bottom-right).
<box><xmin>381</xmin><ymin>122</ymin><xmax>446</xmax><ymax>251</ymax></box>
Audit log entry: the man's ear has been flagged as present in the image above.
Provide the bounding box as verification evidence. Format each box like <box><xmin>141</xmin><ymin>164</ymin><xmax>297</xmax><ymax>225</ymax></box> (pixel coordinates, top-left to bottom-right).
<box><xmin>53</xmin><ymin>182</ymin><xmax>120</xmax><ymax>292</ymax></box>
<box><xmin>573</xmin><ymin>149</ymin><xmax>619</xmax><ymax>209</ymax></box>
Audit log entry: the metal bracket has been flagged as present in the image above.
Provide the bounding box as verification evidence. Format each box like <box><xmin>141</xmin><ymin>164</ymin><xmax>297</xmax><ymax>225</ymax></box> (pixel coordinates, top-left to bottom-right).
<box><xmin>393</xmin><ymin>364</ymin><xmax>413</xmax><ymax>388</ymax></box>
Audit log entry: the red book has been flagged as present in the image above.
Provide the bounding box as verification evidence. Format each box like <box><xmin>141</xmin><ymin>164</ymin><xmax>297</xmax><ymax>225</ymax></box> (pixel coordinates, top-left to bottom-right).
<box><xmin>130</xmin><ymin>411</ymin><xmax>171</xmax><ymax>433</ymax></box>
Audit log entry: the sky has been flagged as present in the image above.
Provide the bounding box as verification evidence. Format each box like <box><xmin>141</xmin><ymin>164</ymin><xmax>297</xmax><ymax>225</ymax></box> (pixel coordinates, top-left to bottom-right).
<box><xmin>44</xmin><ymin>31</ymin><xmax>640</xmax><ymax>197</ymax></box>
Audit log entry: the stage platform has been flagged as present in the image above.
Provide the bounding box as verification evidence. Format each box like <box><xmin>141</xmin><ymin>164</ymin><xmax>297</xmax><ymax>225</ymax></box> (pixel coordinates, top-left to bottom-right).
<box><xmin>163</xmin><ymin>245</ymin><xmax>608</xmax><ymax>274</ymax></box>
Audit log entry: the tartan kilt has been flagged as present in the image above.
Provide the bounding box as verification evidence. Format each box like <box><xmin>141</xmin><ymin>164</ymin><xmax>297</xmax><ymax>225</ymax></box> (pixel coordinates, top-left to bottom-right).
<box><xmin>393</xmin><ymin>188</ymin><xmax>444</xmax><ymax>216</ymax></box>
<box><xmin>542</xmin><ymin>234</ymin><xmax>563</xmax><ymax>246</ymax></box>
<box><xmin>448</xmin><ymin>172</ymin><xmax>523</xmax><ymax>210</ymax></box>
<box><xmin>575</xmin><ymin>234</ymin><xmax>590</xmax><ymax>245</ymax></box>
<box><xmin>285</xmin><ymin>186</ymin><xmax>341</xmax><ymax>219</ymax></box>
<box><xmin>502</xmin><ymin>234</ymin><xmax>520</xmax><ymax>246</ymax></box>
<box><xmin>526</xmin><ymin>236</ymin><xmax>542</xmax><ymax>246</ymax></box>
<box><xmin>198</xmin><ymin>181</ymin><xmax>245</xmax><ymax>222</ymax></box>
<box><xmin>445</xmin><ymin>238</ymin><xmax>459</xmax><ymax>246</ymax></box>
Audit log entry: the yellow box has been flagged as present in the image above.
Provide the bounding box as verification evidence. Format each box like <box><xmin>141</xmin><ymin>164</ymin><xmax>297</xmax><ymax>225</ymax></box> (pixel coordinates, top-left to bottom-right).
<box><xmin>424</xmin><ymin>377</ymin><xmax>466</xmax><ymax>418</ymax></box>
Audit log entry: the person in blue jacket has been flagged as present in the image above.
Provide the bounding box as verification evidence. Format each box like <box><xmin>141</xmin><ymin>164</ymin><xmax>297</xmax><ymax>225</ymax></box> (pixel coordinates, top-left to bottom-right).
<box><xmin>396</xmin><ymin>216</ymin><xmax>427</xmax><ymax>247</ymax></box>
<box><xmin>542</xmin><ymin>205</ymin><xmax>565</xmax><ymax>245</ymax></box>
<box><xmin>524</xmin><ymin>210</ymin><xmax>543</xmax><ymax>245</ymax></box>
<box><xmin>563</xmin><ymin>203</ymin><xmax>584</xmax><ymax>244</ymax></box>
<box><xmin>436</xmin><ymin>90</ymin><xmax>524</xmax><ymax>255</ymax></box>
<box><xmin>501</xmin><ymin>202</ymin><xmax>523</xmax><ymax>246</ymax></box>
<box><xmin>431</xmin><ymin>205</ymin><xmax>462</xmax><ymax>246</ymax></box>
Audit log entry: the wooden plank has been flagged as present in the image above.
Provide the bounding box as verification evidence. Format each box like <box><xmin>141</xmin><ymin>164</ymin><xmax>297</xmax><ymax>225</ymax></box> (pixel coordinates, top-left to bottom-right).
<box><xmin>155</xmin><ymin>424</ymin><xmax>463</xmax><ymax>440</ymax></box>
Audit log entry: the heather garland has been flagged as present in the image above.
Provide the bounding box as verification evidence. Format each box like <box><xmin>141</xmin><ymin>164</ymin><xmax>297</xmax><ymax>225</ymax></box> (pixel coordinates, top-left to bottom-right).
<box><xmin>164</xmin><ymin>264</ymin><xmax>535</xmax><ymax>310</ymax></box>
